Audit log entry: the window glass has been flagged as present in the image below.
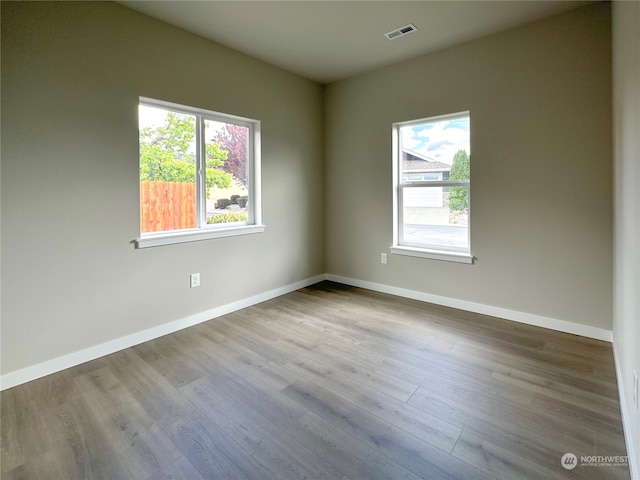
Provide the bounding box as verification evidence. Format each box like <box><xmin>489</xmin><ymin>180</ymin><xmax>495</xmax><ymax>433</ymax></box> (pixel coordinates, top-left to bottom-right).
<box><xmin>138</xmin><ymin>98</ymin><xmax>260</xmax><ymax>243</ymax></box>
<box><xmin>394</xmin><ymin>113</ymin><xmax>470</xmax><ymax>255</ymax></box>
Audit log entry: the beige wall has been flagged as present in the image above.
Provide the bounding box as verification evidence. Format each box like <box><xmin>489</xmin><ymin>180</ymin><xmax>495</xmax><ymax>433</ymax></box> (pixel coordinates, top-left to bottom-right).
<box><xmin>325</xmin><ymin>3</ymin><xmax>613</xmax><ymax>329</ymax></box>
<box><xmin>613</xmin><ymin>0</ymin><xmax>640</xmax><ymax>474</ymax></box>
<box><xmin>0</xmin><ymin>2</ymin><xmax>619</xmax><ymax>381</ymax></box>
<box><xmin>0</xmin><ymin>1</ymin><xmax>325</xmax><ymax>375</ymax></box>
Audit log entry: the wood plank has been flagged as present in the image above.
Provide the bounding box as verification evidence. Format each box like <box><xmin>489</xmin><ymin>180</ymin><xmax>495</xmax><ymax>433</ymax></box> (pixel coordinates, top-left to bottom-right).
<box><xmin>0</xmin><ymin>281</ymin><xmax>630</xmax><ymax>480</ymax></box>
<box><xmin>282</xmin><ymin>379</ymin><xmax>495</xmax><ymax>480</ymax></box>
<box><xmin>132</xmin><ymin>335</ymin><xmax>208</xmax><ymax>388</ymax></box>
<box><xmin>158</xmin><ymin>408</ymin><xmax>276</xmax><ymax>480</ymax></box>
<box><xmin>306</xmin><ymin>351</ymin><xmax>419</xmax><ymax>402</ymax></box>
<box><xmin>378</xmin><ymin>357</ymin><xmax>534</xmax><ymax>408</ymax></box>
<box><xmin>283</xmin><ymin>356</ymin><xmax>462</xmax><ymax>453</ymax></box>
<box><xmin>186</xmin><ymin>370</ymin><xmax>308</xmax><ymax>432</ymax></box>
<box><xmin>1</xmin><ymin>452</ymin><xmax>64</xmax><ymax>480</ymax></box>
<box><xmin>106</xmin><ymin>349</ymin><xmax>195</xmax><ymax>422</ymax></box>
<box><xmin>71</xmin><ymin>366</ymin><xmax>182</xmax><ymax>477</ymax></box>
<box><xmin>147</xmin><ymin>456</ymin><xmax>205</xmax><ymax>480</ymax></box>
<box><xmin>451</xmin><ymin>430</ymin><xmax>570</xmax><ymax>480</ymax></box>
<box><xmin>286</xmin><ymin>411</ymin><xmax>424</xmax><ymax>480</ymax></box>
<box><xmin>407</xmin><ymin>385</ymin><xmax>628</xmax><ymax>477</ymax></box>
<box><xmin>530</xmin><ymin>393</ymin><xmax>627</xmax><ymax>441</ymax></box>
<box><xmin>171</xmin><ymin>324</ymin><xmax>299</xmax><ymax>391</ymax></box>
<box><xmin>0</xmin><ymin>379</ymin><xmax>71</xmax><ymax>475</ymax></box>
<box><xmin>53</xmin><ymin>396</ymin><xmax>142</xmax><ymax>479</ymax></box>
<box><xmin>211</xmin><ymin>317</ymin><xmax>295</xmax><ymax>364</ymax></box>
<box><xmin>492</xmin><ymin>363</ymin><xmax>621</xmax><ymax>417</ymax></box>
<box><xmin>180</xmin><ymin>376</ymin><xmax>344</xmax><ymax>480</ymax></box>
<box><xmin>452</xmin><ymin>340</ymin><xmax>619</xmax><ymax>397</ymax></box>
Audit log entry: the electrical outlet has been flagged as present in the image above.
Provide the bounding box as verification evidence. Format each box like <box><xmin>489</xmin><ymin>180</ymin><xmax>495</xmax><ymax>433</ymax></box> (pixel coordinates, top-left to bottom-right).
<box><xmin>634</xmin><ymin>369</ymin><xmax>638</xmax><ymax>409</ymax></box>
<box><xmin>190</xmin><ymin>273</ymin><xmax>200</xmax><ymax>288</ymax></box>
<box><xmin>381</xmin><ymin>253</ymin><xmax>388</xmax><ymax>264</ymax></box>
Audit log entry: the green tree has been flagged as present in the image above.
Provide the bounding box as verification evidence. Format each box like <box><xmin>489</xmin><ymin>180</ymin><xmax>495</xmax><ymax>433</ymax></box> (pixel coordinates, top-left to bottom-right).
<box><xmin>448</xmin><ymin>149</ymin><xmax>470</xmax><ymax>211</ymax></box>
<box><xmin>205</xmin><ymin>141</ymin><xmax>231</xmax><ymax>191</ymax></box>
<box><xmin>140</xmin><ymin>112</ymin><xmax>231</xmax><ymax>195</ymax></box>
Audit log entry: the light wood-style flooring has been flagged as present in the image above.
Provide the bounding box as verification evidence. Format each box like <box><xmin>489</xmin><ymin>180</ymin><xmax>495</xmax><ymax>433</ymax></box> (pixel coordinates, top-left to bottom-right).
<box><xmin>1</xmin><ymin>281</ymin><xmax>631</xmax><ymax>479</ymax></box>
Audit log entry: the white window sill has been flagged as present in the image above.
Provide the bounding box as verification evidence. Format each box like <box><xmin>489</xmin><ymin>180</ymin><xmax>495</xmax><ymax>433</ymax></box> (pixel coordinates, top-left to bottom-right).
<box><xmin>136</xmin><ymin>224</ymin><xmax>265</xmax><ymax>249</ymax></box>
<box><xmin>390</xmin><ymin>246</ymin><xmax>474</xmax><ymax>264</ymax></box>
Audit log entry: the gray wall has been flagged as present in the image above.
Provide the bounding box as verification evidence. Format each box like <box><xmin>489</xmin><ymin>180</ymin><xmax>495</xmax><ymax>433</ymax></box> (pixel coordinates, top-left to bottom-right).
<box><xmin>613</xmin><ymin>0</ymin><xmax>640</xmax><ymax>473</ymax></box>
<box><xmin>1</xmin><ymin>2</ymin><xmax>619</xmax><ymax>380</ymax></box>
<box><xmin>1</xmin><ymin>1</ymin><xmax>325</xmax><ymax>375</ymax></box>
<box><xmin>325</xmin><ymin>3</ymin><xmax>613</xmax><ymax>330</ymax></box>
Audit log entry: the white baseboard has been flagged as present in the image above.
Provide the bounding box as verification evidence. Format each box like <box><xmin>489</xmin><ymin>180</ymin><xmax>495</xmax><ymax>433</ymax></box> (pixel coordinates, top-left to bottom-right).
<box><xmin>0</xmin><ymin>274</ymin><xmax>327</xmax><ymax>391</ymax></box>
<box><xmin>1</xmin><ymin>272</ymin><xmax>614</xmax><ymax>391</ymax></box>
<box><xmin>613</xmin><ymin>342</ymin><xmax>639</xmax><ymax>480</ymax></box>
<box><xmin>325</xmin><ymin>274</ymin><xmax>613</xmax><ymax>342</ymax></box>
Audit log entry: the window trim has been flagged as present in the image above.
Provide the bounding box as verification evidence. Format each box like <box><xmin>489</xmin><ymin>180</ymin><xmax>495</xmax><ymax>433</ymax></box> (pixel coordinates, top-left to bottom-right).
<box><xmin>135</xmin><ymin>97</ymin><xmax>263</xmax><ymax>248</ymax></box>
<box><xmin>135</xmin><ymin>224</ymin><xmax>266</xmax><ymax>249</ymax></box>
<box><xmin>391</xmin><ymin>111</ymin><xmax>473</xmax><ymax>263</ymax></box>
<box><xmin>389</xmin><ymin>245</ymin><xmax>473</xmax><ymax>264</ymax></box>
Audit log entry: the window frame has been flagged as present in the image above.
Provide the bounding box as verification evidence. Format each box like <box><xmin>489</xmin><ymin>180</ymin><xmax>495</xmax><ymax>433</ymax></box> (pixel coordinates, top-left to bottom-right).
<box><xmin>391</xmin><ymin>111</ymin><xmax>473</xmax><ymax>264</ymax></box>
<box><xmin>135</xmin><ymin>97</ymin><xmax>263</xmax><ymax>248</ymax></box>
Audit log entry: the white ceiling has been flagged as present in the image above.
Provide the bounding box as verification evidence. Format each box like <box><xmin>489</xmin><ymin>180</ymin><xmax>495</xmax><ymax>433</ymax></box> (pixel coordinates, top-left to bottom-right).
<box><xmin>119</xmin><ymin>0</ymin><xmax>594</xmax><ymax>84</ymax></box>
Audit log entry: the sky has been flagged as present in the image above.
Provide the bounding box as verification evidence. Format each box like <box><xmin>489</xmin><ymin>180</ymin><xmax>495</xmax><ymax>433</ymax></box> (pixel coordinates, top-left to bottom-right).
<box><xmin>138</xmin><ymin>104</ymin><xmax>227</xmax><ymax>147</ymax></box>
<box><xmin>401</xmin><ymin>116</ymin><xmax>470</xmax><ymax>165</ymax></box>
<box><xmin>139</xmin><ymin>104</ymin><xmax>167</xmax><ymax>130</ymax></box>
<box><xmin>140</xmin><ymin>104</ymin><xmax>470</xmax><ymax>166</ymax></box>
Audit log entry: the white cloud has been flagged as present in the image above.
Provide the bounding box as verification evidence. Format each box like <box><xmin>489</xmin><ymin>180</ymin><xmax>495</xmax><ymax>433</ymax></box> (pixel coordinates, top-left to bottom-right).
<box><xmin>138</xmin><ymin>104</ymin><xmax>168</xmax><ymax>129</ymax></box>
<box><xmin>402</xmin><ymin>117</ymin><xmax>470</xmax><ymax>165</ymax></box>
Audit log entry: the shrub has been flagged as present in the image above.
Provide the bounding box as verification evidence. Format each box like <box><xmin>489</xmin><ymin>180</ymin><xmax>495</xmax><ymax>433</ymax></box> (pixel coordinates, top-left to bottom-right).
<box><xmin>215</xmin><ymin>198</ymin><xmax>230</xmax><ymax>209</ymax></box>
<box><xmin>230</xmin><ymin>194</ymin><xmax>241</xmax><ymax>204</ymax></box>
<box><xmin>449</xmin><ymin>149</ymin><xmax>470</xmax><ymax>211</ymax></box>
<box><xmin>206</xmin><ymin>211</ymin><xmax>249</xmax><ymax>224</ymax></box>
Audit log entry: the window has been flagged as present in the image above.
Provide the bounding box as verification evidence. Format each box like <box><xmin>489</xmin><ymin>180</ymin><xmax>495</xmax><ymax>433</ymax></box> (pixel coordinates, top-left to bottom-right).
<box><xmin>136</xmin><ymin>98</ymin><xmax>263</xmax><ymax>248</ymax></box>
<box><xmin>391</xmin><ymin>112</ymin><xmax>472</xmax><ymax>263</ymax></box>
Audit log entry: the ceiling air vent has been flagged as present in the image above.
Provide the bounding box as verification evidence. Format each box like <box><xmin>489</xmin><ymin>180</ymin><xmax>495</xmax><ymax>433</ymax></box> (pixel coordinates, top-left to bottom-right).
<box><xmin>384</xmin><ymin>24</ymin><xmax>417</xmax><ymax>40</ymax></box>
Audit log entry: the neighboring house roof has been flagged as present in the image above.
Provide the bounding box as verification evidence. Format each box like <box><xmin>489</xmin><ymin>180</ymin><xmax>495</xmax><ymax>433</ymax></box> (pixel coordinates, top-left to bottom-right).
<box><xmin>402</xmin><ymin>150</ymin><xmax>451</xmax><ymax>172</ymax></box>
<box><xmin>402</xmin><ymin>159</ymin><xmax>451</xmax><ymax>172</ymax></box>
<box><xmin>403</xmin><ymin>147</ymin><xmax>435</xmax><ymax>162</ymax></box>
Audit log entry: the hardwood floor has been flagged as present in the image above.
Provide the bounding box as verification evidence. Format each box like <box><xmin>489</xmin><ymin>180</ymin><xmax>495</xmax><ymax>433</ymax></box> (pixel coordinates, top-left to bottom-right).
<box><xmin>1</xmin><ymin>281</ymin><xmax>630</xmax><ymax>479</ymax></box>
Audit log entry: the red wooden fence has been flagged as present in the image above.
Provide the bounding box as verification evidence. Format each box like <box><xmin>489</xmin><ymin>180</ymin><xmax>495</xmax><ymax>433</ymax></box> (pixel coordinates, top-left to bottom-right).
<box><xmin>140</xmin><ymin>181</ymin><xmax>196</xmax><ymax>233</ymax></box>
